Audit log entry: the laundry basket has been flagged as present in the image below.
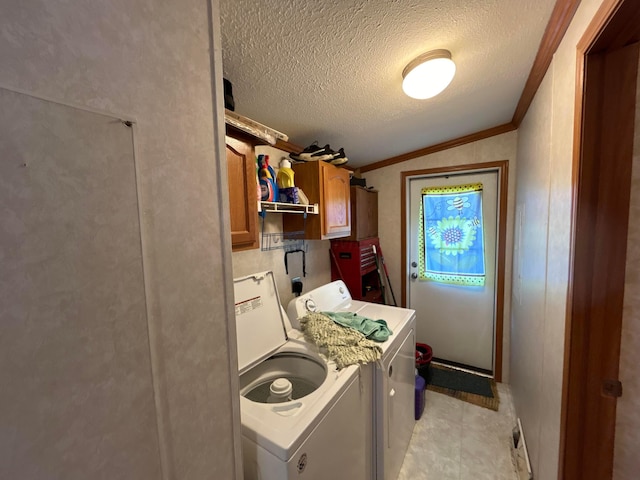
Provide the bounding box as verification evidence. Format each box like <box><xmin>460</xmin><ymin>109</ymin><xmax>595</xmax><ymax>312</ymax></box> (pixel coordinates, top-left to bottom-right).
<box><xmin>415</xmin><ymin>343</ymin><xmax>433</xmax><ymax>385</ymax></box>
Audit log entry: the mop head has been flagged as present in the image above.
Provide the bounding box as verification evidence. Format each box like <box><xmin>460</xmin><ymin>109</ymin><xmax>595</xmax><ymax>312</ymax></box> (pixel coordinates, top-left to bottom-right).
<box><xmin>299</xmin><ymin>312</ymin><xmax>382</xmax><ymax>369</ymax></box>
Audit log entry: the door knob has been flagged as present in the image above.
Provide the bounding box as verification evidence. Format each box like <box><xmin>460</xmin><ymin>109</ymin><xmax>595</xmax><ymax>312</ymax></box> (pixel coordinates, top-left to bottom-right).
<box><xmin>411</xmin><ymin>273</ymin><xmax>418</xmax><ymax>279</ymax></box>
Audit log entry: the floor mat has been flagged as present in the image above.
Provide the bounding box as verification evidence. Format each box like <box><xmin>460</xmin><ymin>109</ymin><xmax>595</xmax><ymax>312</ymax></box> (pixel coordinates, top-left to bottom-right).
<box><xmin>426</xmin><ymin>363</ymin><xmax>500</xmax><ymax>411</ymax></box>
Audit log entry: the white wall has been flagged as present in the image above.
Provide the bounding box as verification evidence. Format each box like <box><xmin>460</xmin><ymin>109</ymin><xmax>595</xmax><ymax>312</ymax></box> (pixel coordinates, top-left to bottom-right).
<box><xmin>510</xmin><ymin>1</ymin><xmax>609</xmax><ymax>478</ymax></box>
<box><xmin>363</xmin><ymin>131</ymin><xmax>518</xmax><ymax>380</ymax></box>
<box><xmin>0</xmin><ymin>1</ymin><xmax>240</xmax><ymax>479</ymax></box>
<box><xmin>613</xmin><ymin>48</ymin><xmax>640</xmax><ymax>480</ymax></box>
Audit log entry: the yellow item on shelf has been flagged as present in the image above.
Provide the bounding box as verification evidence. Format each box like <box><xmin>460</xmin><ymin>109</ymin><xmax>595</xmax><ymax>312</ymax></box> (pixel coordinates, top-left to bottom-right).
<box><xmin>276</xmin><ymin>159</ymin><xmax>295</xmax><ymax>189</ymax></box>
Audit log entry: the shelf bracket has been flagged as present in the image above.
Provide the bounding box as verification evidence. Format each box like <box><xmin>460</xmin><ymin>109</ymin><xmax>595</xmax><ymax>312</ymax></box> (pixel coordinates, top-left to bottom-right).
<box><xmin>257</xmin><ymin>201</ymin><xmax>317</xmax><ymax>252</ymax></box>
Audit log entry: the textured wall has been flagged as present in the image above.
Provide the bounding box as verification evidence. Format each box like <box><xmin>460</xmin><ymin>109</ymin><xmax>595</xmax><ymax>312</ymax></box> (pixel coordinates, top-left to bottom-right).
<box><xmin>0</xmin><ymin>1</ymin><xmax>241</xmax><ymax>479</ymax></box>
<box><xmin>511</xmin><ymin>67</ymin><xmax>554</xmax><ymax>478</ymax></box>
<box><xmin>232</xmin><ymin>221</ymin><xmax>332</xmax><ymax>309</ymax></box>
<box><xmin>510</xmin><ymin>0</ymin><xmax>608</xmax><ymax>478</ymax></box>
<box><xmin>0</xmin><ymin>88</ymin><xmax>161</xmax><ymax>480</ymax></box>
<box><xmin>363</xmin><ymin>131</ymin><xmax>517</xmax><ymax>381</ymax></box>
<box><xmin>613</xmin><ymin>48</ymin><xmax>640</xmax><ymax>480</ymax></box>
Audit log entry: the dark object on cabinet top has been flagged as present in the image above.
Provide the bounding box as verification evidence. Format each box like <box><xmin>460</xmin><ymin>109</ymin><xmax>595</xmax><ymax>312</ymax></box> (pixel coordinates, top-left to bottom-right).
<box><xmin>223</xmin><ymin>78</ymin><xmax>235</xmax><ymax>111</ymax></box>
<box><xmin>350</xmin><ymin>176</ymin><xmax>366</xmax><ymax>187</ymax></box>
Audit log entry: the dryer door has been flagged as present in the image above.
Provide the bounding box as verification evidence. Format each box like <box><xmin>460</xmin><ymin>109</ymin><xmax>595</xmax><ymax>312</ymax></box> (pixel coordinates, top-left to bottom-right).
<box><xmin>384</xmin><ymin>328</ymin><xmax>416</xmax><ymax>480</ymax></box>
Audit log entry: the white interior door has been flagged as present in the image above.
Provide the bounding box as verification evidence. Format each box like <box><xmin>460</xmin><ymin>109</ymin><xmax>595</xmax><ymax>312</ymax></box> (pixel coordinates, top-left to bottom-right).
<box><xmin>407</xmin><ymin>170</ymin><xmax>499</xmax><ymax>372</ymax></box>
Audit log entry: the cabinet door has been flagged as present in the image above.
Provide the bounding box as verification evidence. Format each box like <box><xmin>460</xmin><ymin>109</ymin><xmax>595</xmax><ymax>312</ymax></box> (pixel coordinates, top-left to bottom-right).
<box><xmin>350</xmin><ymin>187</ymin><xmax>378</xmax><ymax>240</ymax></box>
<box><xmin>322</xmin><ymin>163</ymin><xmax>351</xmax><ymax>238</ymax></box>
<box><xmin>226</xmin><ymin>136</ymin><xmax>259</xmax><ymax>250</ymax></box>
<box><xmin>363</xmin><ymin>189</ymin><xmax>378</xmax><ymax>239</ymax></box>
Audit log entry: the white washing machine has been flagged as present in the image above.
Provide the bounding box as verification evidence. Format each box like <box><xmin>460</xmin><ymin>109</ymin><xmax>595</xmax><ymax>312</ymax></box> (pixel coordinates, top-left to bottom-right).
<box><xmin>234</xmin><ymin>272</ymin><xmax>366</xmax><ymax>480</ymax></box>
<box><xmin>288</xmin><ymin>281</ymin><xmax>416</xmax><ymax>480</ymax></box>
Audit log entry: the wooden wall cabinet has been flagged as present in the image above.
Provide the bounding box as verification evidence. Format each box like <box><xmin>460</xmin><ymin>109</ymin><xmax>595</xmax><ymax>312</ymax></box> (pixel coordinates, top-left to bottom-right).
<box><xmin>346</xmin><ymin>186</ymin><xmax>378</xmax><ymax>240</ymax></box>
<box><xmin>226</xmin><ymin>130</ymin><xmax>259</xmax><ymax>251</ymax></box>
<box><xmin>283</xmin><ymin>161</ymin><xmax>351</xmax><ymax>239</ymax></box>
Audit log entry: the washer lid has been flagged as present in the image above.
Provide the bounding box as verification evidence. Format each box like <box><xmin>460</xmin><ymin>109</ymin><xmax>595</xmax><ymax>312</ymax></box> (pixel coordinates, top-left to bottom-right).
<box><xmin>234</xmin><ymin>271</ymin><xmax>288</xmax><ymax>373</ymax></box>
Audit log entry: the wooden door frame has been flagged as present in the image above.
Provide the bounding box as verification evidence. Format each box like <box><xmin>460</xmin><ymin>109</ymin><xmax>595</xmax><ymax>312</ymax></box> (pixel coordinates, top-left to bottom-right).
<box><xmin>400</xmin><ymin>160</ymin><xmax>509</xmax><ymax>382</ymax></box>
<box><xmin>560</xmin><ymin>0</ymin><xmax>640</xmax><ymax>478</ymax></box>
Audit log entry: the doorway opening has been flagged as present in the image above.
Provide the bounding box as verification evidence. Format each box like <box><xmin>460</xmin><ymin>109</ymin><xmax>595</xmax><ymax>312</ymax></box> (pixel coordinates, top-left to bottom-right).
<box><xmin>560</xmin><ymin>0</ymin><xmax>640</xmax><ymax>477</ymax></box>
<box><xmin>401</xmin><ymin>160</ymin><xmax>509</xmax><ymax>381</ymax></box>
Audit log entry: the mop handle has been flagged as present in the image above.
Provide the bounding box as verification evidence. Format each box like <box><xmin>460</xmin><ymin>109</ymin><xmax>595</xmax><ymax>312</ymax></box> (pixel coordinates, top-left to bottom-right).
<box><xmin>372</xmin><ymin>244</ymin><xmax>387</xmax><ymax>305</ymax></box>
<box><xmin>377</xmin><ymin>245</ymin><xmax>398</xmax><ymax>306</ymax></box>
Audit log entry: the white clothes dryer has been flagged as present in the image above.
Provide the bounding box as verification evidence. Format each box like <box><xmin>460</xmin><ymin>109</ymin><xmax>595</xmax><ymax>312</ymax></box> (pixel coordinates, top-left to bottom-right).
<box><xmin>234</xmin><ymin>272</ymin><xmax>366</xmax><ymax>480</ymax></box>
<box><xmin>288</xmin><ymin>281</ymin><xmax>416</xmax><ymax>480</ymax></box>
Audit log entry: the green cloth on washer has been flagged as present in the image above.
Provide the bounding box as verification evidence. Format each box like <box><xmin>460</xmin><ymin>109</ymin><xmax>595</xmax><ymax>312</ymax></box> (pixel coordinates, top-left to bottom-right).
<box><xmin>321</xmin><ymin>311</ymin><xmax>393</xmax><ymax>342</ymax></box>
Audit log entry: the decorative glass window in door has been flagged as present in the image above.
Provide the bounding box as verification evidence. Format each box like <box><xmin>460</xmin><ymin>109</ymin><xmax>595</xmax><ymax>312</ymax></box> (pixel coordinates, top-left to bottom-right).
<box><xmin>419</xmin><ymin>183</ymin><xmax>486</xmax><ymax>286</ymax></box>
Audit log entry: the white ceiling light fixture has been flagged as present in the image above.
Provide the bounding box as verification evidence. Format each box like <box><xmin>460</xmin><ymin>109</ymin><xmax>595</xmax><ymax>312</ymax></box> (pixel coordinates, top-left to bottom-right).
<box><xmin>402</xmin><ymin>49</ymin><xmax>456</xmax><ymax>99</ymax></box>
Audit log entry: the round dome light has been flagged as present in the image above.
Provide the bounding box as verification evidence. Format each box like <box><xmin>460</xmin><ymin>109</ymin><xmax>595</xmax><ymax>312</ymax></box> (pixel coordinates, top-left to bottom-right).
<box><xmin>402</xmin><ymin>49</ymin><xmax>456</xmax><ymax>99</ymax></box>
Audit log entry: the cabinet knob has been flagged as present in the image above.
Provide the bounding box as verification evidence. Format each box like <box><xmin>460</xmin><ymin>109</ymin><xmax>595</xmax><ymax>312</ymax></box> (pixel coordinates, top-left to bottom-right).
<box><xmin>411</xmin><ymin>261</ymin><xmax>418</xmax><ymax>268</ymax></box>
<box><xmin>411</xmin><ymin>273</ymin><xmax>418</xmax><ymax>280</ymax></box>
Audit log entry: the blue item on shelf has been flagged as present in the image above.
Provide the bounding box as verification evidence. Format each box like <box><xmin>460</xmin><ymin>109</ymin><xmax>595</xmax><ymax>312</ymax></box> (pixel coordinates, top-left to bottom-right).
<box><xmin>279</xmin><ymin>187</ymin><xmax>299</xmax><ymax>204</ymax></box>
<box><xmin>258</xmin><ymin>154</ymin><xmax>278</xmax><ymax>202</ymax></box>
<box><xmin>265</xmin><ymin>157</ymin><xmax>279</xmax><ymax>202</ymax></box>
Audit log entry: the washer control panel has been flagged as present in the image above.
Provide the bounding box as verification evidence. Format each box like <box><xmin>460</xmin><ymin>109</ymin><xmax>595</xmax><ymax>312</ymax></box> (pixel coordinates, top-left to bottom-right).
<box><xmin>287</xmin><ymin>280</ymin><xmax>353</xmax><ymax>329</ymax></box>
<box><xmin>305</xmin><ymin>298</ymin><xmax>317</xmax><ymax>312</ymax></box>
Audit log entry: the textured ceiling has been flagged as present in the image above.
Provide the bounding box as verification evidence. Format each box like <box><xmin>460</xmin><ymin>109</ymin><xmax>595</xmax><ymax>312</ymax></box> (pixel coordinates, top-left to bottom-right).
<box><xmin>220</xmin><ymin>0</ymin><xmax>556</xmax><ymax>168</ymax></box>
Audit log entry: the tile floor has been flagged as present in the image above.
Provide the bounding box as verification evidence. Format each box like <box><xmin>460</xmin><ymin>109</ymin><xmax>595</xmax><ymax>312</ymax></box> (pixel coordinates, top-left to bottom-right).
<box><xmin>398</xmin><ymin>383</ymin><xmax>518</xmax><ymax>480</ymax></box>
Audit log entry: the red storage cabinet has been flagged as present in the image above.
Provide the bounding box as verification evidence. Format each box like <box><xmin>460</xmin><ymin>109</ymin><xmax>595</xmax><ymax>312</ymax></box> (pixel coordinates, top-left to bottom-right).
<box><xmin>330</xmin><ymin>237</ymin><xmax>384</xmax><ymax>304</ymax></box>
